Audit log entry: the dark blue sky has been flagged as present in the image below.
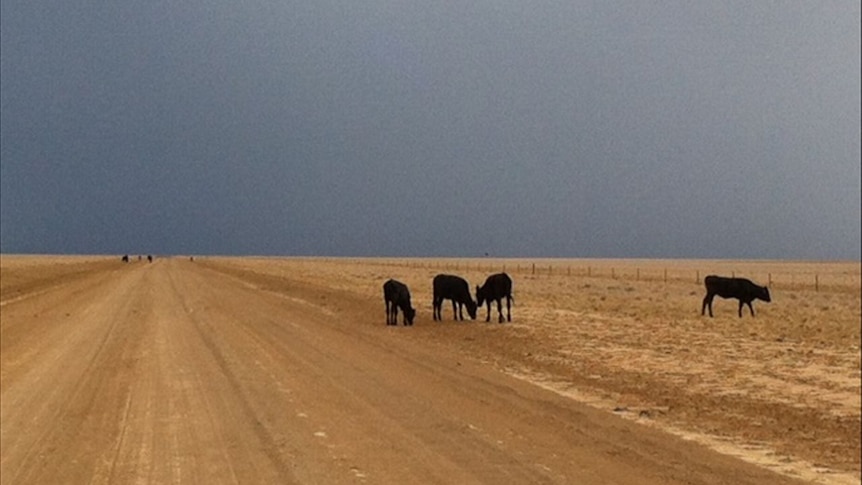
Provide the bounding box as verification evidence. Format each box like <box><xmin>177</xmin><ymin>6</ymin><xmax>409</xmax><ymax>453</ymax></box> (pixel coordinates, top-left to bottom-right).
<box><xmin>2</xmin><ymin>1</ymin><xmax>859</xmax><ymax>259</ymax></box>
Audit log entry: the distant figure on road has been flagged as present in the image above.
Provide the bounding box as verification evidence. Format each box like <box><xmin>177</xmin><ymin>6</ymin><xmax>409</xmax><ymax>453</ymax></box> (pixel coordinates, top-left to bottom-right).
<box><xmin>701</xmin><ymin>275</ymin><xmax>771</xmax><ymax>318</ymax></box>
<box><xmin>147</xmin><ymin>255</ymin><xmax>153</xmax><ymax>263</ymax></box>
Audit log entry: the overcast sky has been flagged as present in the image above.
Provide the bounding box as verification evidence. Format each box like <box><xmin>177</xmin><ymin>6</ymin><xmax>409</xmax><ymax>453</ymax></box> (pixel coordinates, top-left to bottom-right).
<box><xmin>1</xmin><ymin>1</ymin><xmax>859</xmax><ymax>259</ymax></box>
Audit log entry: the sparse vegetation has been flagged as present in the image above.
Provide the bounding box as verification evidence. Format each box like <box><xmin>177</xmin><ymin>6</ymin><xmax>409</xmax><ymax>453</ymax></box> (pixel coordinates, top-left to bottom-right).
<box><xmin>200</xmin><ymin>256</ymin><xmax>861</xmax><ymax>478</ymax></box>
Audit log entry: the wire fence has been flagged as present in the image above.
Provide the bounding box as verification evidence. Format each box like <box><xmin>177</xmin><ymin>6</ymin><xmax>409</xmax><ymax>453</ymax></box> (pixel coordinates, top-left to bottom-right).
<box><xmin>303</xmin><ymin>258</ymin><xmax>861</xmax><ymax>293</ymax></box>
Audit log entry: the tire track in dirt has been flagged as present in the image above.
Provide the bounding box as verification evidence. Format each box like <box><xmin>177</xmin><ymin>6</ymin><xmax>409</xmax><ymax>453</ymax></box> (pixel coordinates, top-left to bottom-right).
<box><xmin>163</xmin><ymin>266</ymin><xmax>301</xmax><ymax>484</ymax></box>
<box><xmin>178</xmin><ymin>263</ymin><xmax>488</xmax><ymax>483</ymax></box>
<box><xmin>0</xmin><ymin>262</ymin><xmax>150</xmax><ymax>484</ymax></box>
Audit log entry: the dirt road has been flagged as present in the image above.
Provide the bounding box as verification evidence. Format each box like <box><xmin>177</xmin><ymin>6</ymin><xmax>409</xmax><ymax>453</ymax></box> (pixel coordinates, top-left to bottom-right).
<box><xmin>0</xmin><ymin>257</ymin><xmax>825</xmax><ymax>483</ymax></box>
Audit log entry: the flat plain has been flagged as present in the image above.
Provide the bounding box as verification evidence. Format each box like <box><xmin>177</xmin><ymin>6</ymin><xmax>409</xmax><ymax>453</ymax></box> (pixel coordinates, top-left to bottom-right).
<box><xmin>1</xmin><ymin>255</ymin><xmax>859</xmax><ymax>484</ymax></box>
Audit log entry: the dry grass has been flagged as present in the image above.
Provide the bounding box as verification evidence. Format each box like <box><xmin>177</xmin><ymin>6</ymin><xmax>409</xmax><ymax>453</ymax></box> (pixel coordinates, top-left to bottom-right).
<box><xmin>202</xmin><ymin>256</ymin><xmax>861</xmax><ymax>483</ymax></box>
<box><xmin>0</xmin><ymin>255</ymin><xmax>117</xmax><ymax>303</ymax></box>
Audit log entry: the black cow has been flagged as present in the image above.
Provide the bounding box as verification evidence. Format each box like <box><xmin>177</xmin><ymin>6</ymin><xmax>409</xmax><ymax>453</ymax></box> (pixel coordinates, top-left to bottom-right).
<box><xmin>147</xmin><ymin>254</ymin><xmax>153</xmax><ymax>263</ymax></box>
<box><xmin>383</xmin><ymin>279</ymin><xmax>416</xmax><ymax>326</ymax></box>
<box><xmin>701</xmin><ymin>275</ymin><xmax>771</xmax><ymax>318</ymax></box>
<box><xmin>121</xmin><ymin>254</ymin><xmax>129</xmax><ymax>263</ymax></box>
<box><xmin>432</xmin><ymin>274</ymin><xmax>477</xmax><ymax>321</ymax></box>
<box><xmin>476</xmin><ymin>273</ymin><xmax>514</xmax><ymax>322</ymax></box>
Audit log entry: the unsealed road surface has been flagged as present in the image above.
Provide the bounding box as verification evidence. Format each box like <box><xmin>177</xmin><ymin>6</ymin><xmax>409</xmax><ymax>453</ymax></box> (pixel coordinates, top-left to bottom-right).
<box><xmin>0</xmin><ymin>258</ymin><xmax>808</xmax><ymax>484</ymax></box>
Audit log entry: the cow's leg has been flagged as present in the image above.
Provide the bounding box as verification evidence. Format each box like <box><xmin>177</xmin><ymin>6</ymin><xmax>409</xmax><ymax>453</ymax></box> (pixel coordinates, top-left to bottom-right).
<box><xmin>747</xmin><ymin>301</ymin><xmax>755</xmax><ymax>317</ymax></box>
<box><xmin>737</xmin><ymin>300</ymin><xmax>744</xmax><ymax>318</ymax></box>
<box><xmin>702</xmin><ymin>294</ymin><xmax>714</xmax><ymax>317</ymax></box>
<box><xmin>493</xmin><ymin>298</ymin><xmax>501</xmax><ymax>323</ymax></box>
<box><xmin>393</xmin><ymin>305</ymin><xmax>399</xmax><ymax>324</ymax></box>
<box><xmin>506</xmin><ymin>295</ymin><xmax>512</xmax><ymax>322</ymax></box>
<box><xmin>386</xmin><ymin>301</ymin><xmax>391</xmax><ymax>325</ymax></box>
<box><xmin>432</xmin><ymin>298</ymin><xmax>440</xmax><ymax>321</ymax></box>
<box><xmin>485</xmin><ymin>302</ymin><xmax>491</xmax><ymax>322</ymax></box>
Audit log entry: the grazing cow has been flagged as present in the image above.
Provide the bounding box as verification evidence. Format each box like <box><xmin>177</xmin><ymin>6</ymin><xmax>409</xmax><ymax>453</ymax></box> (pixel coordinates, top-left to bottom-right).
<box><xmin>383</xmin><ymin>279</ymin><xmax>416</xmax><ymax>326</ymax></box>
<box><xmin>121</xmin><ymin>254</ymin><xmax>129</xmax><ymax>263</ymax></box>
<box><xmin>701</xmin><ymin>275</ymin><xmax>771</xmax><ymax>318</ymax></box>
<box><xmin>476</xmin><ymin>273</ymin><xmax>514</xmax><ymax>322</ymax></box>
<box><xmin>432</xmin><ymin>274</ymin><xmax>477</xmax><ymax>321</ymax></box>
<box><xmin>147</xmin><ymin>254</ymin><xmax>153</xmax><ymax>263</ymax></box>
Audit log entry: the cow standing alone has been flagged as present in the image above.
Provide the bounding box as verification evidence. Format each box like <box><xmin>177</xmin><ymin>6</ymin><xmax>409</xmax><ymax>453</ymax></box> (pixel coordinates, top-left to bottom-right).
<box><xmin>701</xmin><ymin>275</ymin><xmax>771</xmax><ymax>318</ymax></box>
<box><xmin>432</xmin><ymin>274</ymin><xmax>477</xmax><ymax>321</ymax></box>
<box><xmin>383</xmin><ymin>279</ymin><xmax>416</xmax><ymax>326</ymax></box>
<box><xmin>476</xmin><ymin>273</ymin><xmax>514</xmax><ymax>322</ymax></box>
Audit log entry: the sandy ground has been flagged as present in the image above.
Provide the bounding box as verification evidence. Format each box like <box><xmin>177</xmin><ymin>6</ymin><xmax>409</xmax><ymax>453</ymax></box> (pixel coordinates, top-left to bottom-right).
<box><xmin>1</xmin><ymin>255</ymin><xmax>858</xmax><ymax>484</ymax></box>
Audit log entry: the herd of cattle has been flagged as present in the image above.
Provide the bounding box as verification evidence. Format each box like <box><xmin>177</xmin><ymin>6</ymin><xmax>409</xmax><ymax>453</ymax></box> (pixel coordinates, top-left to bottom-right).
<box><xmin>114</xmin><ymin>255</ymin><xmax>771</xmax><ymax>323</ymax></box>
<box><xmin>384</xmin><ymin>273</ymin><xmax>514</xmax><ymax>326</ymax></box>
<box><xmin>384</xmin><ymin>272</ymin><xmax>771</xmax><ymax>326</ymax></box>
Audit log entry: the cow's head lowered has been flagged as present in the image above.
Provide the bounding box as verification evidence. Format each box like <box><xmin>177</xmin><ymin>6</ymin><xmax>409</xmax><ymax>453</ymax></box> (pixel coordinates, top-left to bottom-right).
<box><xmin>404</xmin><ymin>307</ymin><xmax>416</xmax><ymax>325</ymax></box>
<box><xmin>465</xmin><ymin>299</ymin><xmax>477</xmax><ymax>320</ymax></box>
